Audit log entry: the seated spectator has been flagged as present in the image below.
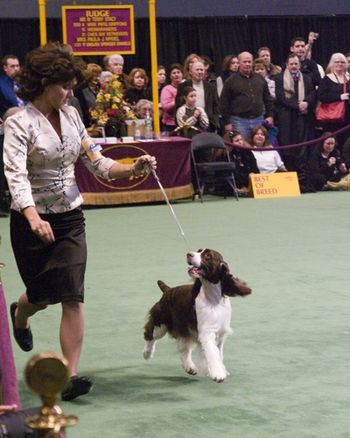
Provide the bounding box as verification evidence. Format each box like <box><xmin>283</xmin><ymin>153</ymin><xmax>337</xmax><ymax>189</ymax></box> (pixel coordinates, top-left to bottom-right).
<box><xmin>254</xmin><ymin>58</ymin><xmax>276</xmax><ymax>99</ymax></box>
<box><xmin>257</xmin><ymin>46</ymin><xmax>282</xmax><ymax>78</ymax></box>
<box><xmin>216</xmin><ymin>54</ymin><xmax>239</xmax><ymax>96</ymax></box>
<box><xmin>135</xmin><ymin>99</ymin><xmax>153</xmax><ymax>119</ymax></box>
<box><xmin>176</xmin><ymin>86</ymin><xmax>209</xmax><ymax>137</ymax></box>
<box><xmin>307</xmin><ymin>133</ymin><xmax>348</xmax><ymax>191</ymax></box>
<box><xmin>250</xmin><ymin>125</ymin><xmax>287</xmax><ymax>173</ymax></box>
<box><xmin>225</xmin><ymin>129</ymin><xmax>259</xmax><ymax>190</ymax></box>
<box><xmin>124</xmin><ymin>68</ymin><xmax>152</xmax><ymax>108</ymax></box>
<box><xmin>160</xmin><ymin>63</ymin><xmax>184</xmax><ymax>131</ymax></box>
<box><xmin>74</xmin><ymin>63</ymin><xmax>102</xmax><ymax>128</ymax></box>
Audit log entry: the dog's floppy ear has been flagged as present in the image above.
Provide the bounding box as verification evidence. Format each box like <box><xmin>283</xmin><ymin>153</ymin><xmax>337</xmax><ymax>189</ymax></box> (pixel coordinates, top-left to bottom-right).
<box><xmin>221</xmin><ymin>273</ymin><xmax>252</xmax><ymax>297</ymax></box>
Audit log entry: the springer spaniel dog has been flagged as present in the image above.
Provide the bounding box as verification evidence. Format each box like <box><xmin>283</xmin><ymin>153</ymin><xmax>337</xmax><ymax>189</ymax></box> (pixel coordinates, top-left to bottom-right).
<box><xmin>143</xmin><ymin>249</ymin><xmax>251</xmax><ymax>382</ymax></box>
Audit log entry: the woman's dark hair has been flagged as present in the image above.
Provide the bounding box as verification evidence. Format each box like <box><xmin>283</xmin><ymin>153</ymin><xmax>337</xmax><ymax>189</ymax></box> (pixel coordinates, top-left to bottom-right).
<box><xmin>17</xmin><ymin>42</ymin><xmax>84</xmax><ymax>101</ymax></box>
<box><xmin>318</xmin><ymin>132</ymin><xmax>337</xmax><ymax>151</ymax></box>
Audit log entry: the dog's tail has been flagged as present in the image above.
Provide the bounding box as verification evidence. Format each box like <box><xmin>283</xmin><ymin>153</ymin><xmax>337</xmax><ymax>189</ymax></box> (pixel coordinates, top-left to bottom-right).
<box><xmin>157</xmin><ymin>280</ymin><xmax>170</xmax><ymax>294</ymax></box>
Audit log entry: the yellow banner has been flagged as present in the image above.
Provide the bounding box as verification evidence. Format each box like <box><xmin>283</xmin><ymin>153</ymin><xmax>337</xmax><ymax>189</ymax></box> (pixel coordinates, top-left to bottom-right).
<box><xmin>250</xmin><ymin>172</ymin><xmax>300</xmax><ymax>199</ymax></box>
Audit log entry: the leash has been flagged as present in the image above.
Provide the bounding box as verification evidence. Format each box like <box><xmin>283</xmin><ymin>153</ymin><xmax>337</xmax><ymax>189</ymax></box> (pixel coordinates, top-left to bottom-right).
<box><xmin>150</xmin><ymin>168</ymin><xmax>191</xmax><ymax>250</ymax></box>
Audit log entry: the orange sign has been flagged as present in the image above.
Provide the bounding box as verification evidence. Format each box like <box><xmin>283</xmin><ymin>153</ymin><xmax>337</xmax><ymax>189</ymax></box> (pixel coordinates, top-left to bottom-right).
<box><xmin>250</xmin><ymin>172</ymin><xmax>300</xmax><ymax>199</ymax></box>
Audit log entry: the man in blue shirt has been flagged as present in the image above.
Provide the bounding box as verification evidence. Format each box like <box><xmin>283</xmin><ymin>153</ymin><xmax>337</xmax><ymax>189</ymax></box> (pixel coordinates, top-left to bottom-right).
<box><xmin>0</xmin><ymin>54</ymin><xmax>23</xmax><ymax>217</ymax></box>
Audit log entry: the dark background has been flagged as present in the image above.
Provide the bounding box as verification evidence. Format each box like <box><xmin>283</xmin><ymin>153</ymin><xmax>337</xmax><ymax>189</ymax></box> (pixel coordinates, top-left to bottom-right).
<box><xmin>1</xmin><ymin>15</ymin><xmax>350</xmax><ymax>75</ymax></box>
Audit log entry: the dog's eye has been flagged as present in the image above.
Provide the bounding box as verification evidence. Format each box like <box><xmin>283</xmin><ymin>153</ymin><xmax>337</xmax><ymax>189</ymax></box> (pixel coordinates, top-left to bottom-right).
<box><xmin>197</xmin><ymin>248</ymin><xmax>203</xmax><ymax>252</ymax></box>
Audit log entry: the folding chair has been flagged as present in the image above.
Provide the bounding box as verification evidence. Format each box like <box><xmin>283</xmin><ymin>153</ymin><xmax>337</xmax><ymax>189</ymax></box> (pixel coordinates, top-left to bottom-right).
<box><xmin>191</xmin><ymin>132</ymin><xmax>239</xmax><ymax>202</ymax></box>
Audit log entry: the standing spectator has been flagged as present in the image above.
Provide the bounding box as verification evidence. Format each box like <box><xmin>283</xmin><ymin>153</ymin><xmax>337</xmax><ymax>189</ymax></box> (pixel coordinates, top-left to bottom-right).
<box><xmin>257</xmin><ymin>47</ymin><xmax>282</xmax><ymax>78</ymax></box>
<box><xmin>160</xmin><ymin>63</ymin><xmax>183</xmax><ymax>131</ymax></box>
<box><xmin>124</xmin><ymin>68</ymin><xmax>152</xmax><ymax>108</ymax></box>
<box><xmin>219</xmin><ymin>51</ymin><xmax>274</xmax><ymax>141</ymax></box>
<box><xmin>176</xmin><ymin>86</ymin><xmax>209</xmax><ymax>136</ymax></box>
<box><xmin>183</xmin><ymin>53</ymin><xmax>203</xmax><ymax>80</ymax></box>
<box><xmin>0</xmin><ymin>55</ymin><xmax>25</xmax><ymax>217</ymax></box>
<box><xmin>175</xmin><ymin>61</ymin><xmax>220</xmax><ymax>132</ymax></box>
<box><xmin>317</xmin><ymin>53</ymin><xmax>350</xmax><ymax>146</ymax></box>
<box><xmin>289</xmin><ymin>37</ymin><xmax>321</xmax><ymax>88</ymax></box>
<box><xmin>106</xmin><ymin>54</ymin><xmax>128</xmax><ymax>91</ymax></box>
<box><xmin>274</xmin><ymin>54</ymin><xmax>316</xmax><ymax>172</ymax></box>
<box><xmin>216</xmin><ymin>54</ymin><xmax>239</xmax><ymax>97</ymax></box>
<box><xmin>0</xmin><ymin>55</ymin><xmax>24</xmax><ymax>118</ymax></box>
<box><xmin>254</xmin><ymin>58</ymin><xmax>276</xmax><ymax>99</ymax></box>
<box><xmin>74</xmin><ymin>63</ymin><xmax>102</xmax><ymax>128</ymax></box>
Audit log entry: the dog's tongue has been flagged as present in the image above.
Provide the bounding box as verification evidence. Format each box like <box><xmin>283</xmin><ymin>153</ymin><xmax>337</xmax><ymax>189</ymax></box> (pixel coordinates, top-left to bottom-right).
<box><xmin>188</xmin><ymin>266</ymin><xmax>201</xmax><ymax>275</ymax></box>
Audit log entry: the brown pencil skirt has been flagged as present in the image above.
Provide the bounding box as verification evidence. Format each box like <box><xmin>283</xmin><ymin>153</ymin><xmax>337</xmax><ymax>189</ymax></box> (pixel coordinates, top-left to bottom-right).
<box><xmin>10</xmin><ymin>208</ymin><xmax>87</xmax><ymax>305</ymax></box>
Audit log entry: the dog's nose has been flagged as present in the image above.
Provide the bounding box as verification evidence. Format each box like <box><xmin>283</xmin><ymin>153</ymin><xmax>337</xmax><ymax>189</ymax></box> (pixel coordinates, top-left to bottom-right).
<box><xmin>187</xmin><ymin>252</ymin><xmax>194</xmax><ymax>259</ymax></box>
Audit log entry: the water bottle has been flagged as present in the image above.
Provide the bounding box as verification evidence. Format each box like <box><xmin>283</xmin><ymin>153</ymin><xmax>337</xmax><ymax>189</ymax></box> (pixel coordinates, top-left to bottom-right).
<box><xmin>144</xmin><ymin>110</ymin><xmax>153</xmax><ymax>140</ymax></box>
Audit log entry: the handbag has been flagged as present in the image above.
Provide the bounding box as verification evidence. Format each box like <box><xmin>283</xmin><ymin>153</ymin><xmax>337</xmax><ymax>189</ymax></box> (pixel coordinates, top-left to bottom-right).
<box><xmin>316</xmin><ymin>78</ymin><xmax>347</xmax><ymax>123</ymax></box>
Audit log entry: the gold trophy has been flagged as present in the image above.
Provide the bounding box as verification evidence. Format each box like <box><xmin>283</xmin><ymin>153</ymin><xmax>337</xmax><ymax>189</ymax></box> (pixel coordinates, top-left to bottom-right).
<box><xmin>25</xmin><ymin>352</ymin><xmax>78</xmax><ymax>437</ymax></box>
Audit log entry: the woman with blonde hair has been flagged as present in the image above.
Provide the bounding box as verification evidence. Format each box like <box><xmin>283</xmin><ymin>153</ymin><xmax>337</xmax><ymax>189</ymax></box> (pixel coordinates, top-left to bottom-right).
<box><xmin>183</xmin><ymin>53</ymin><xmax>203</xmax><ymax>80</ymax></box>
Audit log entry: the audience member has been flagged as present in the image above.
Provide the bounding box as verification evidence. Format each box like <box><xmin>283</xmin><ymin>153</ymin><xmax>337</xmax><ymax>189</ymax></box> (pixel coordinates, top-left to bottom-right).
<box><xmin>135</xmin><ymin>99</ymin><xmax>153</xmax><ymax>119</ymax></box>
<box><xmin>183</xmin><ymin>53</ymin><xmax>203</xmax><ymax>80</ymax></box>
<box><xmin>225</xmin><ymin>129</ymin><xmax>259</xmax><ymax>190</ymax></box>
<box><xmin>254</xmin><ymin>58</ymin><xmax>276</xmax><ymax>99</ymax></box>
<box><xmin>176</xmin><ymin>86</ymin><xmax>209</xmax><ymax>136</ymax></box>
<box><xmin>106</xmin><ymin>54</ymin><xmax>128</xmax><ymax>90</ymax></box>
<box><xmin>99</xmin><ymin>70</ymin><xmax>113</xmax><ymax>86</ymax></box>
<box><xmin>307</xmin><ymin>133</ymin><xmax>348</xmax><ymax>191</ymax></box>
<box><xmin>220</xmin><ymin>52</ymin><xmax>274</xmax><ymax>140</ymax></box>
<box><xmin>124</xmin><ymin>68</ymin><xmax>152</xmax><ymax>107</ymax></box>
<box><xmin>289</xmin><ymin>36</ymin><xmax>321</xmax><ymax>87</ymax></box>
<box><xmin>74</xmin><ymin>63</ymin><xmax>102</xmax><ymax>128</ymax></box>
<box><xmin>216</xmin><ymin>54</ymin><xmax>239</xmax><ymax>96</ymax></box>
<box><xmin>176</xmin><ymin>60</ymin><xmax>220</xmax><ymax>132</ymax></box>
<box><xmin>202</xmin><ymin>55</ymin><xmax>217</xmax><ymax>85</ymax></box>
<box><xmin>257</xmin><ymin>46</ymin><xmax>282</xmax><ymax>78</ymax></box>
<box><xmin>250</xmin><ymin>125</ymin><xmax>287</xmax><ymax>173</ymax></box>
<box><xmin>274</xmin><ymin>54</ymin><xmax>316</xmax><ymax>173</ymax></box>
<box><xmin>317</xmin><ymin>53</ymin><xmax>350</xmax><ymax>146</ymax></box>
<box><xmin>160</xmin><ymin>63</ymin><xmax>183</xmax><ymax>131</ymax></box>
<box><xmin>157</xmin><ymin>65</ymin><xmax>167</xmax><ymax>95</ymax></box>
<box><xmin>0</xmin><ymin>55</ymin><xmax>24</xmax><ymax>118</ymax></box>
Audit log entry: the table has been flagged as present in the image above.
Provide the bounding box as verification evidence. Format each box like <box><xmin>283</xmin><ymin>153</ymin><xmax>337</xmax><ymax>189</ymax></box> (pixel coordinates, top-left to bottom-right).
<box><xmin>75</xmin><ymin>137</ymin><xmax>193</xmax><ymax>205</ymax></box>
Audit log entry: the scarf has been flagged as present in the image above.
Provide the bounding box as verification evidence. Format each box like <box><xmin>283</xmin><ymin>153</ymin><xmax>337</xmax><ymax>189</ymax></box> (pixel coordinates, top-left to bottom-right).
<box><xmin>283</xmin><ymin>69</ymin><xmax>305</xmax><ymax>102</ymax></box>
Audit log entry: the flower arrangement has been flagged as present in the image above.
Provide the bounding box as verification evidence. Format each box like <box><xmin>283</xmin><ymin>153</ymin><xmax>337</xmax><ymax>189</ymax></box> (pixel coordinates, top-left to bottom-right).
<box><xmin>90</xmin><ymin>75</ymin><xmax>136</xmax><ymax>130</ymax></box>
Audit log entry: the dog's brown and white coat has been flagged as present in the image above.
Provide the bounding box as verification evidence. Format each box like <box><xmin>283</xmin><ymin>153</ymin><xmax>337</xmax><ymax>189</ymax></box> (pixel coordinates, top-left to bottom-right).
<box><xmin>143</xmin><ymin>249</ymin><xmax>251</xmax><ymax>382</ymax></box>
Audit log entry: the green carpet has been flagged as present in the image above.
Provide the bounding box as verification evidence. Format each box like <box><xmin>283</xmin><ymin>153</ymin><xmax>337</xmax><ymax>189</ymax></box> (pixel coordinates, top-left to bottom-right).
<box><xmin>1</xmin><ymin>192</ymin><xmax>350</xmax><ymax>437</ymax></box>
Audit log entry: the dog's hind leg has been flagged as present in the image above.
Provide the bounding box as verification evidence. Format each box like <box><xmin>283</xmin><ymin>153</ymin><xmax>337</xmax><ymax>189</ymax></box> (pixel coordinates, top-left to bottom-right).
<box><xmin>143</xmin><ymin>324</ymin><xmax>167</xmax><ymax>360</ymax></box>
<box><xmin>177</xmin><ymin>338</ymin><xmax>198</xmax><ymax>375</ymax></box>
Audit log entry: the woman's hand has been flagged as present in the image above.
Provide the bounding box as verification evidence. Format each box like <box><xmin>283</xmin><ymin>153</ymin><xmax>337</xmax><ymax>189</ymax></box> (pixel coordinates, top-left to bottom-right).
<box><xmin>328</xmin><ymin>157</ymin><xmax>336</xmax><ymax>166</ymax></box>
<box><xmin>22</xmin><ymin>206</ymin><xmax>55</xmax><ymax>244</ymax></box>
<box><xmin>339</xmin><ymin>162</ymin><xmax>347</xmax><ymax>173</ymax></box>
<box><xmin>132</xmin><ymin>155</ymin><xmax>157</xmax><ymax>176</ymax></box>
<box><xmin>340</xmin><ymin>93</ymin><xmax>349</xmax><ymax>101</ymax></box>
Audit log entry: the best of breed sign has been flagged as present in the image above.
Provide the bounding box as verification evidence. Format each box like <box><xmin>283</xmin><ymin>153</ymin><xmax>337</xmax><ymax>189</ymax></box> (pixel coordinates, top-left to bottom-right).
<box><xmin>62</xmin><ymin>5</ymin><xmax>135</xmax><ymax>55</ymax></box>
<box><xmin>250</xmin><ymin>172</ymin><xmax>301</xmax><ymax>199</ymax></box>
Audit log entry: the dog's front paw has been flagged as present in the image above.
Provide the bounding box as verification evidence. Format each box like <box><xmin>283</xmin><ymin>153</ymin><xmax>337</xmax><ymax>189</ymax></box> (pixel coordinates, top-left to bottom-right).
<box><xmin>143</xmin><ymin>341</ymin><xmax>155</xmax><ymax>360</ymax></box>
<box><xmin>209</xmin><ymin>367</ymin><xmax>228</xmax><ymax>383</ymax></box>
<box><xmin>184</xmin><ymin>366</ymin><xmax>198</xmax><ymax>375</ymax></box>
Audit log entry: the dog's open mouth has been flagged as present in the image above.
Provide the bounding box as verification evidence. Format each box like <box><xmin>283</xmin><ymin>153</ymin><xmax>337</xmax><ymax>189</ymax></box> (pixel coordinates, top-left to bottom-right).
<box><xmin>188</xmin><ymin>265</ymin><xmax>203</xmax><ymax>277</ymax></box>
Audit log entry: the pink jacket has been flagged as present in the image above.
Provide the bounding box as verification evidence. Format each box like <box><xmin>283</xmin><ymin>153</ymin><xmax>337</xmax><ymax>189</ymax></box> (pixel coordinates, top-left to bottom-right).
<box><xmin>160</xmin><ymin>84</ymin><xmax>178</xmax><ymax>126</ymax></box>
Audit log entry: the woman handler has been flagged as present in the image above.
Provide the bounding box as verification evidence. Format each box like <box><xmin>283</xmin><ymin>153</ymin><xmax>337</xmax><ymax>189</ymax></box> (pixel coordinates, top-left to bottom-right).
<box><xmin>3</xmin><ymin>43</ymin><xmax>156</xmax><ymax>401</ymax></box>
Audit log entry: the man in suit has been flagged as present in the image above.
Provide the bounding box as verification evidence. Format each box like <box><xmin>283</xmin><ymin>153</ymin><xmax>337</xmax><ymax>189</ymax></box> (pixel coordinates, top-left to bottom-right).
<box><xmin>274</xmin><ymin>54</ymin><xmax>316</xmax><ymax>179</ymax></box>
<box><xmin>175</xmin><ymin>60</ymin><xmax>220</xmax><ymax>131</ymax></box>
